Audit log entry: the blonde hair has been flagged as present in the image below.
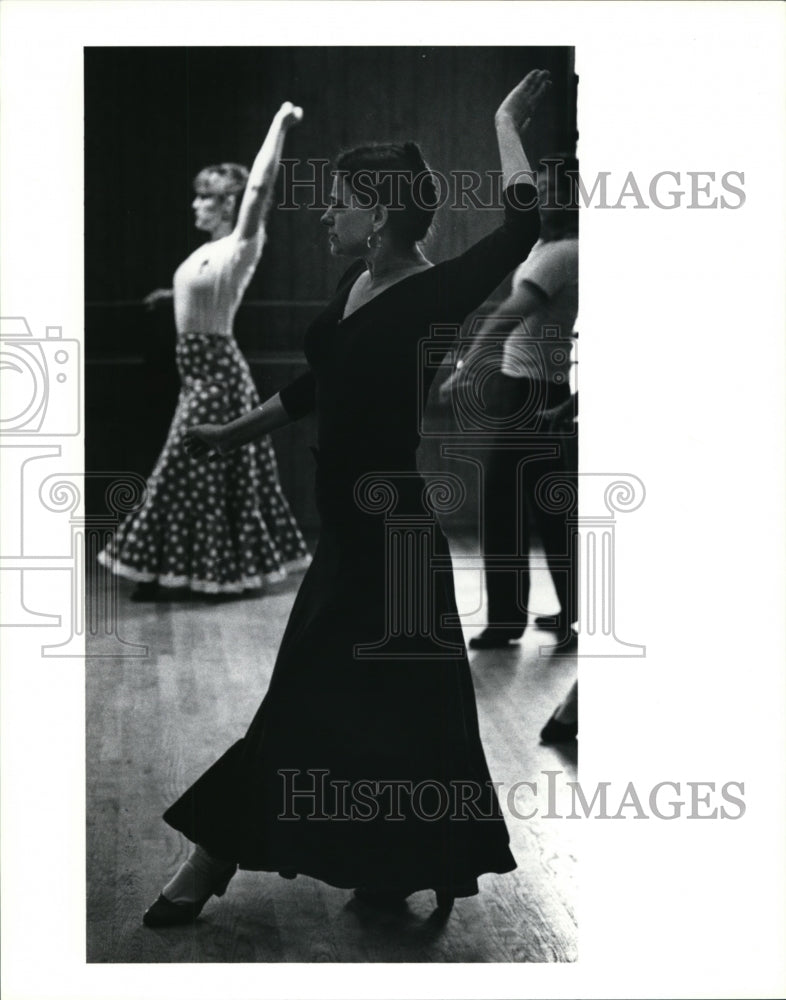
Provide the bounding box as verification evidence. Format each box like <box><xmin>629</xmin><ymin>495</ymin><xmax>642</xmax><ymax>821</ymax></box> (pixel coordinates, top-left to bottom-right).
<box><xmin>193</xmin><ymin>163</ymin><xmax>249</xmax><ymax>222</ymax></box>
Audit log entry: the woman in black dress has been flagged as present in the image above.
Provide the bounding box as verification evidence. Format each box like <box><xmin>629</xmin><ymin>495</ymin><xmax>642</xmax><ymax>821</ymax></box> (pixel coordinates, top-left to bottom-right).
<box><xmin>143</xmin><ymin>70</ymin><xmax>551</xmax><ymax>927</ymax></box>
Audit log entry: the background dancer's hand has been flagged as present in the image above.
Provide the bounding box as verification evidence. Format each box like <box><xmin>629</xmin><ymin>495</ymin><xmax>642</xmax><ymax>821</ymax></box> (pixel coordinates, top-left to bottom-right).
<box><xmin>184</xmin><ymin>424</ymin><xmax>228</xmax><ymax>459</ymax></box>
<box><xmin>439</xmin><ymin>351</ymin><xmax>484</xmax><ymax>401</ymax></box>
<box><xmin>496</xmin><ymin>69</ymin><xmax>551</xmax><ymax>131</ymax></box>
<box><xmin>543</xmin><ymin>394</ymin><xmax>578</xmax><ymax>435</ymax></box>
<box><xmin>143</xmin><ymin>287</ymin><xmax>174</xmax><ymax>310</ymax></box>
<box><xmin>439</xmin><ymin>366</ymin><xmax>468</xmax><ymax>401</ymax></box>
<box><xmin>277</xmin><ymin>101</ymin><xmax>304</xmax><ymax>130</ymax></box>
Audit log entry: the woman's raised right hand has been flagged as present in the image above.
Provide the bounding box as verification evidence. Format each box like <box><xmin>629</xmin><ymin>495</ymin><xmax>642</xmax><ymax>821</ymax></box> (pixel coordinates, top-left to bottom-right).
<box><xmin>184</xmin><ymin>424</ymin><xmax>229</xmax><ymax>459</ymax></box>
<box><xmin>277</xmin><ymin>101</ymin><xmax>304</xmax><ymax>130</ymax></box>
<box><xmin>496</xmin><ymin>69</ymin><xmax>551</xmax><ymax>131</ymax></box>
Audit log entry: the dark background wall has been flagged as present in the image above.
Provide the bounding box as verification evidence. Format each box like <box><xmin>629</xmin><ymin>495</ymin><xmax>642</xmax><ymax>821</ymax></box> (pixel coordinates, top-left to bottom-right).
<box><xmin>86</xmin><ymin>47</ymin><xmax>576</xmax><ymax>530</ymax></box>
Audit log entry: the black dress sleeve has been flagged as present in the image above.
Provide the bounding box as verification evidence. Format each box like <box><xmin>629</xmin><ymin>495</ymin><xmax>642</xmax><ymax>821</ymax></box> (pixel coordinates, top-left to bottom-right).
<box><xmin>432</xmin><ymin>182</ymin><xmax>540</xmax><ymax>320</ymax></box>
<box><xmin>278</xmin><ymin>370</ymin><xmax>316</xmax><ymax>420</ymax></box>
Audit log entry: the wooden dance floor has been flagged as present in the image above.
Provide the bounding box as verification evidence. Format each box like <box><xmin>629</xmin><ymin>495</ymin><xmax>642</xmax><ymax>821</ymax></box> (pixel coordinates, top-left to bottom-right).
<box><xmin>86</xmin><ymin>536</ymin><xmax>578</xmax><ymax>963</ymax></box>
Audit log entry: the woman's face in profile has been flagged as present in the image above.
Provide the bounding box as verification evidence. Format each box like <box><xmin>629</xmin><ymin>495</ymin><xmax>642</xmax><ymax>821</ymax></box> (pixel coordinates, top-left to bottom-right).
<box><xmin>192</xmin><ymin>179</ymin><xmax>229</xmax><ymax>234</ymax></box>
<box><xmin>320</xmin><ymin>176</ymin><xmax>375</xmax><ymax>257</ymax></box>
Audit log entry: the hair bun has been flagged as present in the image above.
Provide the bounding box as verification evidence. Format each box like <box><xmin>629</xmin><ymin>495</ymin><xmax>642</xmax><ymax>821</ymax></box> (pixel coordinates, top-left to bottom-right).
<box><xmin>335</xmin><ymin>142</ymin><xmax>438</xmax><ymax>244</ymax></box>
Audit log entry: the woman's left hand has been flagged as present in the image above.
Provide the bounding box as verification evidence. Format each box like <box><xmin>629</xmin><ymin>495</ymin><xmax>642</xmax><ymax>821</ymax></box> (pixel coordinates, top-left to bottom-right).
<box><xmin>439</xmin><ymin>370</ymin><xmax>459</xmax><ymax>400</ymax></box>
<box><xmin>184</xmin><ymin>424</ymin><xmax>229</xmax><ymax>459</ymax></box>
<box><xmin>542</xmin><ymin>395</ymin><xmax>577</xmax><ymax>434</ymax></box>
<box><xmin>496</xmin><ymin>69</ymin><xmax>551</xmax><ymax>131</ymax></box>
<box><xmin>439</xmin><ymin>362</ymin><xmax>472</xmax><ymax>401</ymax></box>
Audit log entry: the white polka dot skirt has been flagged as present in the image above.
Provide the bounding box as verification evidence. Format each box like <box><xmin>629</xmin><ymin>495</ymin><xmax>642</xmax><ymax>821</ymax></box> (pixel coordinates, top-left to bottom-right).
<box><xmin>98</xmin><ymin>332</ymin><xmax>311</xmax><ymax>593</ymax></box>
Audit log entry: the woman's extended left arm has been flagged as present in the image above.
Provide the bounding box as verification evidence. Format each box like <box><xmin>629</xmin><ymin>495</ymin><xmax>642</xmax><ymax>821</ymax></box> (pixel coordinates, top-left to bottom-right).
<box><xmin>234</xmin><ymin>101</ymin><xmax>303</xmax><ymax>242</ymax></box>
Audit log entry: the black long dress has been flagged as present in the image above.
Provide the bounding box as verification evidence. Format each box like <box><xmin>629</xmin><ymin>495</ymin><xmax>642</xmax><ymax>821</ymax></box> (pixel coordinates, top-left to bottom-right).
<box><xmin>163</xmin><ymin>183</ymin><xmax>540</xmax><ymax>897</ymax></box>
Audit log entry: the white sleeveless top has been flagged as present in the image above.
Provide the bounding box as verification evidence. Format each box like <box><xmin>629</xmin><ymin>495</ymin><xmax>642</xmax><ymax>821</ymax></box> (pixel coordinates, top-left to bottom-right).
<box><xmin>173</xmin><ymin>227</ymin><xmax>266</xmax><ymax>336</ymax></box>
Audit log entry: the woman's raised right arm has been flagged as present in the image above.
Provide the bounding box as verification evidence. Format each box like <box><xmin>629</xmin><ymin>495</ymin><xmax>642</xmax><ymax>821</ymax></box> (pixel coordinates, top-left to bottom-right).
<box><xmin>495</xmin><ymin>69</ymin><xmax>551</xmax><ymax>187</ymax></box>
<box><xmin>234</xmin><ymin>102</ymin><xmax>303</xmax><ymax>243</ymax></box>
<box><xmin>428</xmin><ymin>70</ymin><xmax>551</xmax><ymax>319</ymax></box>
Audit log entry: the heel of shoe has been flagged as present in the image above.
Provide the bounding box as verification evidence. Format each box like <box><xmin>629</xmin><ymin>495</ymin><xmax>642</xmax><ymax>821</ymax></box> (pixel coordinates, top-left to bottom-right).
<box><xmin>142</xmin><ymin>862</ymin><xmax>237</xmax><ymax>927</ymax></box>
<box><xmin>435</xmin><ymin>890</ymin><xmax>455</xmax><ymax>912</ymax></box>
<box><xmin>468</xmin><ymin>627</ymin><xmax>524</xmax><ymax>650</ymax></box>
<box><xmin>213</xmin><ymin>863</ymin><xmax>238</xmax><ymax>898</ymax></box>
<box><xmin>143</xmin><ymin>893</ymin><xmax>207</xmax><ymax>928</ymax></box>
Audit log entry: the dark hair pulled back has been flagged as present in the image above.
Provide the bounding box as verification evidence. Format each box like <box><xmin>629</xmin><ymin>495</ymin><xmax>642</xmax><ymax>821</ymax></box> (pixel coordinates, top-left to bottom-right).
<box><xmin>334</xmin><ymin>141</ymin><xmax>439</xmax><ymax>245</ymax></box>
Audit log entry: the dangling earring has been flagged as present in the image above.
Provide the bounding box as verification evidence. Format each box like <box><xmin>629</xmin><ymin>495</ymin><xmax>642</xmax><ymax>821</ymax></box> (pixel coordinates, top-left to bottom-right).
<box><xmin>366</xmin><ymin>230</ymin><xmax>382</xmax><ymax>250</ymax></box>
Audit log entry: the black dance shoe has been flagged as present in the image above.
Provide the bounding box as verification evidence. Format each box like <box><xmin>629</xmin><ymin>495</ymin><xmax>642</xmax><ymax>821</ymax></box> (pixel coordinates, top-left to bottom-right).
<box><xmin>539</xmin><ymin>712</ymin><xmax>578</xmax><ymax>744</ymax></box>
<box><xmin>535</xmin><ymin>614</ymin><xmax>579</xmax><ymax>643</ymax></box>
<box><xmin>468</xmin><ymin>627</ymin><xmax>523</xmax><ymax>650</ymax></box>
<box><xmin>435</xmin><ymin>890</ymin><xmax>455</xmax><ymax>913</ymax></box>
<box><xmin>142</xmin><ymin>864</ymin><xmax>237</xmax><ymax>928</ymax></box>
<box><xmin>142</xmin><ymin>893</ymin><xmax>210</xmax><ymax>928</ymax></box>
<box><xmin>534</xmin><ymin>614</ymin><xmax>563</xmax><ymax>631</ymax></box>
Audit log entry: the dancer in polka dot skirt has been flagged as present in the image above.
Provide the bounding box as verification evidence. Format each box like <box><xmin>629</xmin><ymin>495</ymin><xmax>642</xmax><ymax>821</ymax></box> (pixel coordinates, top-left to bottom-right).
<box><xmin>99</xmin><ymin>102</ymin><xmax>311</xmax><ymax>598</ymax></box>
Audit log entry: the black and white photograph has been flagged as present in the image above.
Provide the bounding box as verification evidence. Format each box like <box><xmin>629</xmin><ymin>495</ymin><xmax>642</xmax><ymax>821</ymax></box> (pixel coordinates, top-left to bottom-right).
<box><xmin>1</xmin><ymin>2</ymin><xmax>784</xmax><ymax>999</ymax></box>
<box><xmin>85</xmin><ymin>43</ymin><xmax>580</xmax><ymax>964</ymax></box>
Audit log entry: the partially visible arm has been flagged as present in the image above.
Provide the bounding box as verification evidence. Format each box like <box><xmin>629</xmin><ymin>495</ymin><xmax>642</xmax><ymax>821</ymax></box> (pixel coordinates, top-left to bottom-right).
<box><xmin>432</xmin><ymin>182</ymin><xmax>540</xmax><ymax>323</ymax></box>
<box><xmin>234</xmin><ymin>102</ymin><xmax>303</xmax><ymax>242</ymax></box>
<box><xmin>184</xmin><ymin>370</ymin><xmax>316</xmax><ymax>456</ymax></box>
<box><xmin>429</xmin><ymin>71</ymin><xmax>551</xmax><ymax>319</ymax></box>
<box><xmin>143</xmin><ymin>287</ymin><xmax>173</xmax><ymax>310</ymax></box>
<box><xmin>440</xmin><ymin>280</ymin><xmax>546</xmax><ymax>398</ymax></box>
<box><xmin>184</xmin><ymin>392</ymin><xmax>293</xmax><ymax>457</ymax></box>
<box><xmin>542</xmin><ymin>392</ymin><xmax>578</xmax><ymax>434</ymax></box>
<box><xmin>495</xmin><ymin>70</ymin><xmax>551</xmax><ymax>187</ymax></box>
<box><xmin>461</xmin><ymin>280</ymin><xmax>547</xmax><ymax>364</ymax></box>
<box><xmin>220</xmin><ymin>392</ymin><xmax>293</xmax><ymax>449</ymax></box>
